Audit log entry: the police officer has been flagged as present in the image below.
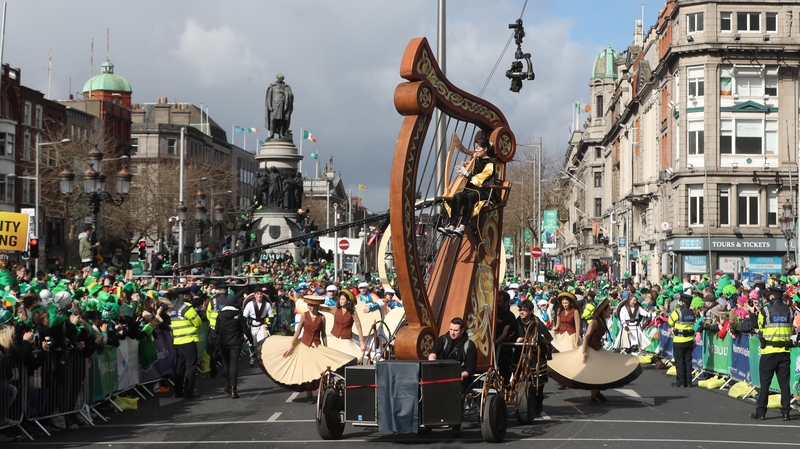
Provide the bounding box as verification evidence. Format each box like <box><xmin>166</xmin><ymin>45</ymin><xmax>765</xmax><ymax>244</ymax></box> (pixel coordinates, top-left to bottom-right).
<box><xmin>205</xmin><ymin>282</ymin><xmax>227</xmax><ymax>378</ymax></box>
<box><xmin>668</xmin><ymin>293</ymin><xmax>695</xmax><ymax>388</ymax></box>
<box><xmin>171</xmin><ymin>287</ymin><xmax>203</xmax><ymax>399</ymax></box>
<box><xmin>752</xmin><ymin>285</ymin><xmax>792</xmax><ymax>421</ymax></box>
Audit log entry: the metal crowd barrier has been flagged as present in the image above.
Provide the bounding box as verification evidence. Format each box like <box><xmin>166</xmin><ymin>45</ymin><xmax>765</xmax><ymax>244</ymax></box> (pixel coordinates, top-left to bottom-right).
<box><xmin>0</xmin><ymin>353</ymin><xmax>32</xmax><ymax>441</ymax></box>
<box><xmin>28</xmin><ymin>349</ymin><xmax>98</xmax><ymax>437</ymax></box>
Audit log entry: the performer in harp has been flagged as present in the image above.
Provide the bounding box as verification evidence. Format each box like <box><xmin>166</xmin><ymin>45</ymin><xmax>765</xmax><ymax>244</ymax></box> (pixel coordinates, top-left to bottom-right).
<box><xmin>438</xmin><ymin>137</ymin><xmax>496</xmax><ymax>236</ymax></box>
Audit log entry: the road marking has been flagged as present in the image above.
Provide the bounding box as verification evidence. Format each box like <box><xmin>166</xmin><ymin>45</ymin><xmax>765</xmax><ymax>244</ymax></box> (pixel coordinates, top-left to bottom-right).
<box><xmin>28</xmin><ymin>439</ymin><xmax>800</xmax><ymax>446</ymax></box>
<box><xmin>98</xmin><ymin>419</ymin><xmax>316</xmax><ymax>428</ymax></box>
<box><xmin>539</xmin><ymin>412</ymin><xmax>551</xmax><ymax>420</ymax></box>
<box><xmin>570</xmin><ymin>405</ymin><xmax>584</xmax><ymax>414</ymax></box>
<box><xmin>614</xmin><ymin>388</ymin><xmax>640</xmax><ymax>397</ymax></box>
<box><xmin>286</xmin><ymin>392</ymin><xmax>300</xmax><ymax>403</ymax></box>
<box><xmin>266</xmin><ymin>412</ymin><xmax>281</xmax><ymax>422</ymax></box>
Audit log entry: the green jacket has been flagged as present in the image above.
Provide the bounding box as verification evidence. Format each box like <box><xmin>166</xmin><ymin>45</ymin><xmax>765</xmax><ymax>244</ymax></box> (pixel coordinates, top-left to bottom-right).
<box><xmin>79</xmin><ymin>233</ymin><xmax>93</xmax><ymax>261</ymax></box>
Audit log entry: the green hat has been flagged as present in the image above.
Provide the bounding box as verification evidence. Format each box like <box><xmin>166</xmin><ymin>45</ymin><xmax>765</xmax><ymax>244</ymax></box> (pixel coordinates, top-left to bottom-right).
<box><xmin>672</xmin><ymin>276</ymin><xmax>680</xmax><ymax>285</ymax></box>
<box><xmin>88</xmin><ymin>284</ymin><xmax>102</xmax><ymax>297</ymax></box>
<box><xmin>19</xmin><ymin>283</ymin><xmax>31</xmax><ymax>295</ymax></box>
<box><xmin>122</xmin><ymin>282</ymin><xmax>138</xmax><ymax>293</ymax></box>
<box><xmin>721</xmin><ymin>284</ymin><xmax>737</xmax><ymax>299</ymax></box>
<box><xmin>48</xmin><ymin>306</ymin><xmax>66</xmax><ymax>328</ymax></box>
<box><xmin>83</xmin><ymin>298</ymin><xmax>100</xmax><ymax>311</ymax></box>
<box><xmin>119</xmin><ymin>304</ymin><xmax>134</xmax><ymax>319</ymax></box>
<box><xmin>0</xmin><ymin>309</ymin><xmax>12</xmax><ymax>325</ymax></box>
<box><xmin>101</xmin><ymin>302</ymin><xmax>119</xmax><ymax>321</ymax></box>
<box><xmin>691</xmin><ymin>296</ymin><xmax>704</xmax><ymax>309</ymax></box>
<box><xmin>141</xmin><ymin>323</ymin><xmax>154</xmax><ymax>335</ymax></box>
<box><xmin>96</xmin><ymin>291</ymin><xmax>110</xmax><ymax>303</ymax></box>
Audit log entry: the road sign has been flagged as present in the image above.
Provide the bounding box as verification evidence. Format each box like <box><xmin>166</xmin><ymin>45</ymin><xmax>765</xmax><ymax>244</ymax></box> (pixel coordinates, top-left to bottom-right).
<box><xmin>619</xmin><ymin>237</ymin><xmax>627</xmax><ymax>247</ymax></box>
<box><xmin>531</xmin><ymin>247</ymin><xmax>543</xmax><ymax>258</ymax></box>
<box><xmin>338</xmin><ymin>239</ymin><xmax>350</xmax><ymax>251</ymax></box>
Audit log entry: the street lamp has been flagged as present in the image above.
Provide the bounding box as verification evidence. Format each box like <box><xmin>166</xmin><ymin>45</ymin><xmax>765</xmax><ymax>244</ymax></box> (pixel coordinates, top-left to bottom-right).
<box><xmin>59</xmin><ymin>147</ymin><xmax>132</xmax><ymax>247</ymax></box>
<box><xmin>181</xmin><ymin>189</ymin><xmax>229</xmax><ymax>245</ymax></box>
<box><xmin>325</xmin><ymin>170</ymin><xmax>335</xmax><ymax>229</ymax></box>
<box><xmin>10</xmin><ymin>137</ymin><xmax>71</xmax><ymax>272</ymax></box>
<box><xmin>780</xmin><ymin>199</ymin><xmax>795</xmax><ymax>264</ymax></box>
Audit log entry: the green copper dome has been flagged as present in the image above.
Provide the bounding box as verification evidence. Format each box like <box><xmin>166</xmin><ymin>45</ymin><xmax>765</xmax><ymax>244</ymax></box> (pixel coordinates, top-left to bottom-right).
<box><xmin>592</xmin><ymin>45</ymin><xmax>618</xmax><ymax>80</ymax></box>
<box><xmin>82</xmin><ymin>60</ymin><xmax>131</xmax><ymax>93</ymax></box>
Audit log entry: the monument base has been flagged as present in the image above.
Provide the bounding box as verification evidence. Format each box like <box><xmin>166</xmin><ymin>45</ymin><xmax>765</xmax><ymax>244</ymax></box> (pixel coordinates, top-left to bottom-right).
<box><xmin>257</xmin><ymin>139</ymin><xmax>302</xmax><ymax>170</ymax></box>
<box><xmin>253</xmin><ymin>210</ymin><xmax>302</xmax><ymax>261</ymax></box>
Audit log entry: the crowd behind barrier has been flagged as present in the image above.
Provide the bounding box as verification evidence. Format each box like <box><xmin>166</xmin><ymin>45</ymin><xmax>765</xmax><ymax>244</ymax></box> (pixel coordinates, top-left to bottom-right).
<box><xmin>0</xmin><ymin>323</ymin><xmax>211</xmax><ymax>441</ymax></box>
<box><xmin>637</xmin><ymin>319</ymin><xmax>800</xmax><ymax>396</ymax></box>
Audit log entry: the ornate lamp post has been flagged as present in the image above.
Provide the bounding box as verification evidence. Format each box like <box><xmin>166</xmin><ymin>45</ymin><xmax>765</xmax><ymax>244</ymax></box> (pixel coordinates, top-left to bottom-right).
<box><xmin>59</xmin><ymin>148</ymin><xmax>132</xmax><ymax>241</ymax></box>
<box><xmin>780</xmin><ymin>199</ymin><xmax>795</xmax><ymax>265</ymax></box>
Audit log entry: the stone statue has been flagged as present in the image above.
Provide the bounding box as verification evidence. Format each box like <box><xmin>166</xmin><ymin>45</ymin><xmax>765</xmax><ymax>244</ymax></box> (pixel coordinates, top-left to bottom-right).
<box><xmin>267</xmin><ymin>166</ymin><xmax>282</xmax><ymax>208</ymax></box>
<box><xmin>265</xmin><ymin>73</ymin><xmax>294</xmax><ymax>139</ymax></box>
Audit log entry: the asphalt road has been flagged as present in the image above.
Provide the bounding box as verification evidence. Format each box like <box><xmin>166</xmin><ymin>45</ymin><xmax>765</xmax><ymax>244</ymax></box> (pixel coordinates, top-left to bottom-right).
<box><xmin>7</xmin><ymin>357</ymin><xmax>800</xmax><ymax>448</ymax></box>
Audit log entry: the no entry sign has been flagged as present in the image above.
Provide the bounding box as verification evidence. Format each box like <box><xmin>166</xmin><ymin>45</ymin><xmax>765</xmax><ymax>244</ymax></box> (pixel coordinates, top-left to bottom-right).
<box><xmin>338</xmin><ymin>239</ymin><xmax>350</xmax><ymax>251</ymax></box>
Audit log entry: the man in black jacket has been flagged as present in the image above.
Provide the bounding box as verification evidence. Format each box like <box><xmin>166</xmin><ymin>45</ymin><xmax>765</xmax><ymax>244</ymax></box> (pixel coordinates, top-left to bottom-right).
<box><xmin>428</xmin><ymin>317</ymin><xmax>477</xmax><ymax>392</ymax></box>
<box><xmin>215</xmin><ymin>294</ymin><xmax>252</xmax><ymax>398</ymax></box>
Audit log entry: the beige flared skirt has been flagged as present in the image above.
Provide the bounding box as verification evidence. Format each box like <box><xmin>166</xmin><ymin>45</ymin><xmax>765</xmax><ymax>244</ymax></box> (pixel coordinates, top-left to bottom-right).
<box><xmin>547</xmin><ymin>348</ymin><xmax>642</xmax><ymax>390</ymax></box>
<box><xmin>257</xmin><ymin>335</ymin><xmax>356</xmax><ymax>392</ymax></box>
<box><xmin>550</xmin><ymin>330</ymin><xmax>581</xmax><ymax>353</ymax></box>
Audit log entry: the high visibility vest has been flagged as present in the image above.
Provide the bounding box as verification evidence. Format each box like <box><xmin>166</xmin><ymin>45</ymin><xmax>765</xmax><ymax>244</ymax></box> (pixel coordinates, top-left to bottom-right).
<box><xmin>206</xmin><ymin>295</ymin><xmax>221</xmax><ymax>331</ymax></box>
<box><xmin>759</xmin><ymin>300</ymin><xmax>793</xmax><ymax>354</ymax></box>
<box><xmin>668</xmin><ymin>306</ymin><xmax>695</xmax><ymax>344</ymax></box>
<box><xmin>172</xmin><ymin>302</ymin><xmax>201</xmax><ymax>345</ymax></box>
<box><xmin>581</xmin><ymin>302</ymin><xmax>596</xmax><ymax>321</ymax></box>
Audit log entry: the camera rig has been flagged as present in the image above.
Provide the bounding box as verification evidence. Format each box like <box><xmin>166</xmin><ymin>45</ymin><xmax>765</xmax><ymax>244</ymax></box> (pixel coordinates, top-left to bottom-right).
<box><xmin>506</xmin><ymin>18</ymin><xmax>535</xmax><ymax>92</ymax></box>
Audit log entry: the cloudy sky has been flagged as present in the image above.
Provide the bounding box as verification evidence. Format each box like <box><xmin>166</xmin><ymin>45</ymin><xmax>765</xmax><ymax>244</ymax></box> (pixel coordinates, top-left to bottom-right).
<box><xmin>3</xmin><ymin>0</ymin><xmax>666</xmax><ymax>211</ymax></box>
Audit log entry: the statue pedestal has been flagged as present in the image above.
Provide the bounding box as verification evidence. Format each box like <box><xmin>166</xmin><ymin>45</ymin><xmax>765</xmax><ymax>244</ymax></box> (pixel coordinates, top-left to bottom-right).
<box><xmin>253</xmin><ymin>210</ymin><xmax>301</xmax><ymax>260</ymax></box>
<box><xmin>256</xmin><ymin>138</ymin><xmax>302</xmax><ymax>170</ymax></box>
<box><xmin>251</xmin><ymin>138</ymin><xmax>304</xmax><ymax>261</ymax></box>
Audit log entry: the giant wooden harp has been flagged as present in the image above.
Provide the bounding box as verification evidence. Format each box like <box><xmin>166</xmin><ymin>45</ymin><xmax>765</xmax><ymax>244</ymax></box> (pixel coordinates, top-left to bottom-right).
<box><xmin>390</xmin><ymin>37</ymin><xmax>516</xmax><ymax>371</ymax></box>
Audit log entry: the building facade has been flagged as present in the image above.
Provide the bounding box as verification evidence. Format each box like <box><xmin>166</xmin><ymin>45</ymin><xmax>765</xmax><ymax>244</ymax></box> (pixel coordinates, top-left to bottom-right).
<box><xmin>561</xmin><ymin>0</ymin><xmax>799</xmax><ymax>282</ymax></box>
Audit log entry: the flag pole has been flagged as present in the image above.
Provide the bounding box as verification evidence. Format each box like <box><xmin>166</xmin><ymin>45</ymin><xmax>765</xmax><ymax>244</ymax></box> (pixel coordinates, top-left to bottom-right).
<box><xmin>244</xmin><ymin>131</ymin><xmax>246</xmax><ymax>152</ymax></box>
<box><xmin>231</xmin><ymin>125</ymin><xmax>234</xmax><ymax>145</ymax></box>
<box><xmin>299</xmin><ymin>126</ymin><xmax>303</xmax><ymax>177</ymax></box>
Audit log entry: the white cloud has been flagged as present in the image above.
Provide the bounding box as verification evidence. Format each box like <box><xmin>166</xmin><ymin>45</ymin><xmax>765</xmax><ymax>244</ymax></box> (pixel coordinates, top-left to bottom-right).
<box><xmin>171</xmin><ymin>18</ymin><xmax>265</xmax><ymax>87</ymax></box>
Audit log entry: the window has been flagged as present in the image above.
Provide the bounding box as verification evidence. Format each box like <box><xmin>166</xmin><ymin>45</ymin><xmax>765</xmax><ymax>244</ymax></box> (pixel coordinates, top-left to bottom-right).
<box><xmin>0</xmin><ymin>175</ymin><xmax>11</xmax><ymax>202</ymax></box>
<box><xmin>687</xmin><ymin>12</ymin><xmax>704</xmax><ymax>33</ymax></box>
<box><xmin>594</xmin><ymin>198</ymin><xmax>602</xmax><ymax>217</ymax></box>
<box><xmin>595</xmin><ymin>147</ymin><xmax>602</xmax><ymax>159</ymax></box>
<box><xmin>735</xmin><ymin>68</ymin><xmax>764</xmax><ymax>97</ymax></box>
<box><xmin>719</xmin><ymin>186</ymin><xmax>730</xmax><ymax>226</ymax></box>
<box><xmin>595</xmin><ymin>95</ymin><xmax>603</xmax><ymax>119</ymax></box>
<box><xmin>721</xmin><ymin>12</ymin><xmax>732</xmax><ymax>32</ymax></box>
<box><xmin>766</xmin><ymin>13</ymin><xmax>777</xmax><ymax>32</ymax></box>
<box><xmin>22</xmin><ymin>177</ymin><xmax>30</xmax><ymax>204</ymax></box>
<box><xmin>688</xmin><ymin>185</ymin><xmax>704</xmax><ymax>225</ymax></box>
<box><xmin>737</xmin><ymin>12</ymin><xmax>760</xmax><ymax>32</ymax></box>
<box><xmin>34</xmin><ymin>106</ymin><xmax>42</xmax><ymax>129</ymax></box>
<box><xmin>70</xmin><ymin>124</ymin><xmax>74</xmax><ymax>138</ymax></box>
<box><xmin>738</xmin><ymin>186</ymin><xmax>759</xmax><ymax>225</ymax></box>
<box><xmin>167</xmin><ymin>138</ymin><xmax>176</xmax><ymax>155</ymax></box>
<box><xmin>720</xmin><ymin>118</ymin><xmax>777</xmax><ymax>155</ymax></box>
<box><xmin>130</xmin><ymin>138</ymin><xmax>138</xmax><ymax>155</ymax></box>
<box><xmin>765</xmin><ymin>69</ymin><xmax>777</xmax><ymax>96</ymax></box>
<box><xmin>768</xmin><ymin>187</ymin><xmax>778</xmax><ymax>226</ymax></box>
<box><xmin>22</xmin><ymin>132</ymin><xmax>30</xmax><ymax>161</ymax></box>
<box><xmin>687</xmin><ymin>67</ymin><xmax>704</xmax><ymax>99</ymax></box>
<box><xmin>23</xmin><ymin>102</ymin><xmax>31</xmax><ymax>126</ymax></box>
<box><xmin>6</xmin><ymin>133</ymin><xmax>13</xmax><ymax>156</ymax></box>
<box><xmin>688</xmin><ymin>120</ymin><xmax>704</xmax><ymax>155</ymax></box>
<box><xmin>594</xmin><ymin>172</ymin><xmax>602</xmax><ymax>188</ymax></box>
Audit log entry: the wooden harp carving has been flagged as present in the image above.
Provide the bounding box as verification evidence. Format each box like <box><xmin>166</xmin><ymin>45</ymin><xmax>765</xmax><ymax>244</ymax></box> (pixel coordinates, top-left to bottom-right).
<box><xmin>389</xmin><ymin>37</ymin><xmax>516</xmax><ymax>370</ymax></box>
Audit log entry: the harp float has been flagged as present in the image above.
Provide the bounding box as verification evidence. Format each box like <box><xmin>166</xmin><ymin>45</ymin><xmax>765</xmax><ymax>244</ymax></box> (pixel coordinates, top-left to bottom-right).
<box><xmin>390</xmin><ymin>37</ymin><xmax>516</xmax><ymax>371</ymax></box>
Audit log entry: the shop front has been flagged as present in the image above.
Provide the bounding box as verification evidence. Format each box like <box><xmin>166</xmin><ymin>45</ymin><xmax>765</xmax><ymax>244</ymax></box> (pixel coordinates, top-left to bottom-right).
<box><xmin>666</xmin><ymin>237</ymin><xmax>790</xmax><ymax>279</ymax></box>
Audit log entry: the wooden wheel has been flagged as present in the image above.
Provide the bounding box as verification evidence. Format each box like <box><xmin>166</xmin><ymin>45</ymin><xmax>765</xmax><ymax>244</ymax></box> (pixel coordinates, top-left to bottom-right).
<box><xmin>389</xmin><ymin>37</ymin><xmax>516</xmax><ymax>370</ymax></box>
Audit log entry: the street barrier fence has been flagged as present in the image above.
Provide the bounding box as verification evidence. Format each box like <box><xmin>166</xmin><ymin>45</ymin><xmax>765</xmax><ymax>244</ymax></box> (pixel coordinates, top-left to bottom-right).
<box><xmin>641</xmin><ymin>321</ymin><xmax>800</xmax><ymax>394</ymax></box>
<box><xmin>0</xmin><ymin>323</ymin><xmax>210</xmax><ymax>441</ymax></box>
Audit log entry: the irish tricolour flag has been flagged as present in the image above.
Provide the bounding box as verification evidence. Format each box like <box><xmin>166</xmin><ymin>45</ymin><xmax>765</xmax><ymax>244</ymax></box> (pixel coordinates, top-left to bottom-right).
<box><xmin>303</xmin><ymin>130</ymin><xmax>317</xmax><ymax>142</ymax></box>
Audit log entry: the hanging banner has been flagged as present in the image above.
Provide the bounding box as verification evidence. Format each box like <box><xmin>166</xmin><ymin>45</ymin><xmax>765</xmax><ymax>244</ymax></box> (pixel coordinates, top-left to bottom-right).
<box><xmin>523</xmin><ymin>229</ymin><xmax>532</xmax><ymax>254</ymax></box>
<box><xmin>691</xmin><ymin>334</ymin><xmax>704</xmax><ymax>370</ymax></box>
<box><xmin>749</xmin><ymin>336</ymin><xmax>780</xmax><ymax>391</ymax></box>
<box><xmin>542</xmin><ymin>210</ymin><xmax>558</xmax><ymax>249</ymax></box>
<box><xmin>141</xmin><ymin>333</ymin><xmax>176</xmax><ymax>382</ymax></box>
<box><xmin>657</xmin><ymin>322</ymin><xmax>673</xmax><ymax>359</ymax></box>
<box><xmin>703</xmin><ymin>333</ymin><xmax>732</xmax><ymax>375</ymax></box>
<box><xmin>730</xmin><ymin>333</ymin><xmax>751</xmax><ymax>383</ymax></box>
<box><xmin>93</xmin><ymin>346</ymin><xmax>119</xmax><ymax>402</ymax></box>
<box><xmin>0</xmin><ymin>211</ymin><xmax>30</xmax><ymax>251</ymax></box>
<box><xmin>117</xmin><ymin>338</ymin><xmax>141</xmax><ymax>391</ymax></box>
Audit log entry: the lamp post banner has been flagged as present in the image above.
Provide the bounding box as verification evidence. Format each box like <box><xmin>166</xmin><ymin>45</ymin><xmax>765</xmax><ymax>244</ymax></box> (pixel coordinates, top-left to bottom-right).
<box><xmin>541</xmin><ymin>210</ymin><xmax>558</xmax><ymax>249</ymax></box>
<box><xmin>0</xmin><ymin>212</ymin><xmax>30</xmax><ymax>251</ymax></box>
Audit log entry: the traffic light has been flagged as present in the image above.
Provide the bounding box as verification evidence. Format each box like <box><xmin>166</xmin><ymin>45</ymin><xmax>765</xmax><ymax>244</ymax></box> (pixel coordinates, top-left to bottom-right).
<box><xmin>29</xmin><ymin>236</ymin><xmax>39</xmax><ymax>259</ymax></box>
<box><xmin>138</xmin><ymin>240</ymin><xmax>147</xmax><ymax>260</ymax></box>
